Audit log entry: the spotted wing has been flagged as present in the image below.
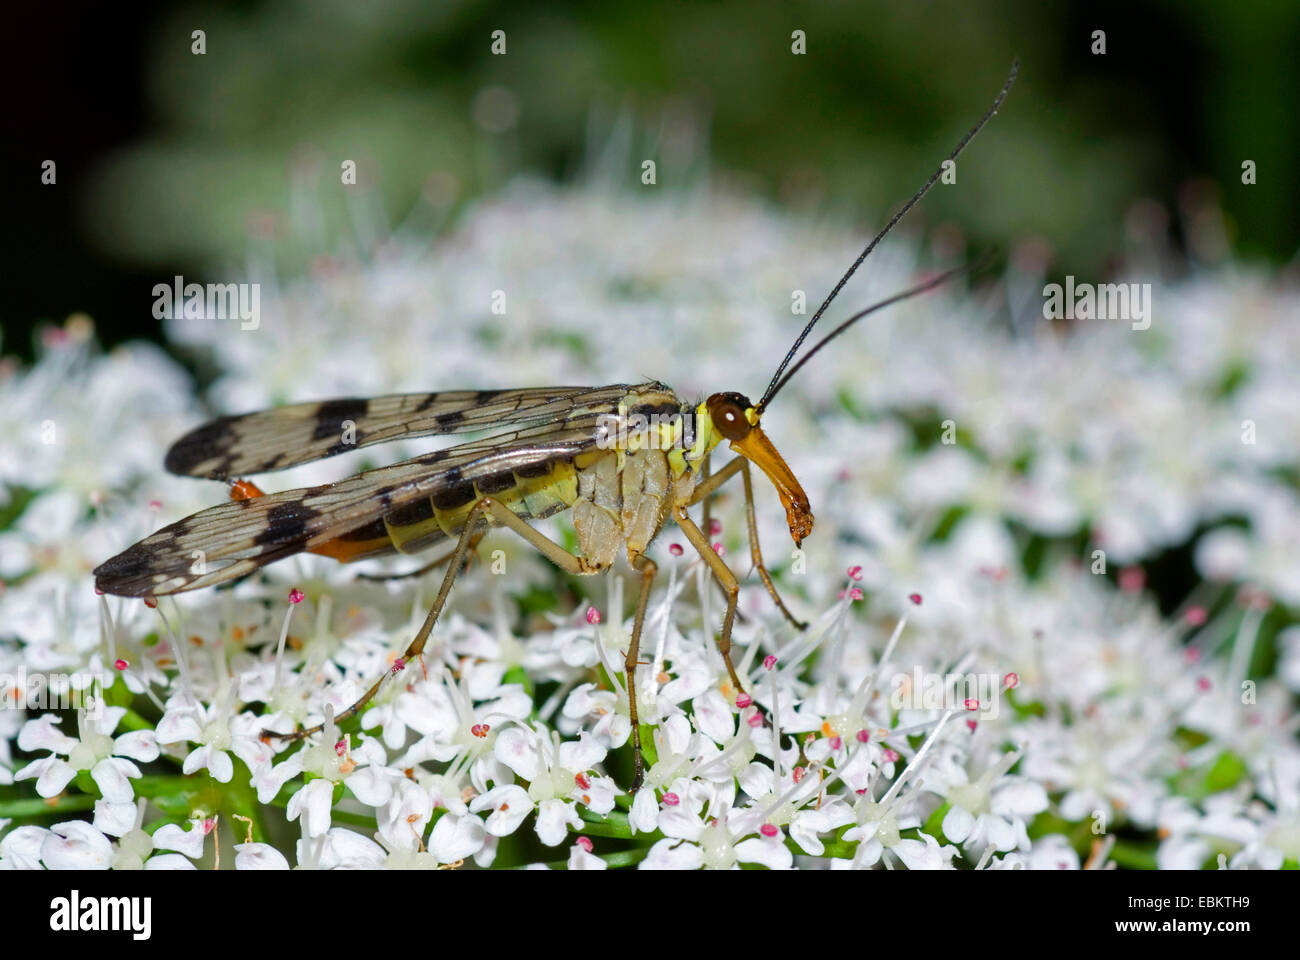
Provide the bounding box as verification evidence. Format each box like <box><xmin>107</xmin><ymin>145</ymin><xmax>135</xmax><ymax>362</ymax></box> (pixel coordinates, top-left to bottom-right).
<box><xmin>164</xmin><ymin>384</ymin><xmax>635</xmax><ymax>479</ymax></box>
<box><xmin>95</xmin><ymin>413</ymin><xmax>615</xmax><ymax>597</ymax></box>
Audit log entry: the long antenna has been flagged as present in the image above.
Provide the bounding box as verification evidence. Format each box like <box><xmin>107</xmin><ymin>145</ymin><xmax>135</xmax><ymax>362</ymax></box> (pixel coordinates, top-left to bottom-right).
<box><xmin>756</xmin><ymin>58</ymin><xmax>1019</xmax><ymax>411</ymax></box>
<box><xmin>761</xmin><ymin>259</ymin><xmax>986</xmax><ymax>407</ymax></box>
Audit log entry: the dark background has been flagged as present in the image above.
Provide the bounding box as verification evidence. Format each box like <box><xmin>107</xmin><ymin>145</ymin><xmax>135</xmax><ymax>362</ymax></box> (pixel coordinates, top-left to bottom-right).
<box><xmin>3</xmin><ymin>0</ymin><xmax>1297</xmax><ymax>364</ymax></box>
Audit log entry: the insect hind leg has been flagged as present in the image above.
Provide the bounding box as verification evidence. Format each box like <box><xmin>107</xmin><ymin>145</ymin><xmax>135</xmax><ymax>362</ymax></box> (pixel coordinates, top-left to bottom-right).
<box><xmin>266</xmin><ymin>497</ymin><xmax>586</xmax><ymax>744</ymax></box>
<box><xmin>625</xmin><ymin>553</ymin><xmax>657</xmax><ymax>793</ymax></box>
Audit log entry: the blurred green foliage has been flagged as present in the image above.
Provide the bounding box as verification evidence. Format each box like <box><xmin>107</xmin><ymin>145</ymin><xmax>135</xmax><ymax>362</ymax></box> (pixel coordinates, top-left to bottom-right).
<box><xmin>86</xmin><ymin>0</ymin><xmax>1299</xmax><ymax>277</ymax></box>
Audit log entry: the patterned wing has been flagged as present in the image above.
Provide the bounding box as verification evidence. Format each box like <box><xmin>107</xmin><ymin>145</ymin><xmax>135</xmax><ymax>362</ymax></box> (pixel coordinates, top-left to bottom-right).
<box><xmin>95</xmin><ymin>412</ymin><xmax>617</xmax><ymax>597</ymax></box>
<box><xmin>164</xmin><ymin>384</ymin><xmax>636</xmax><ymax>479</ymax></box>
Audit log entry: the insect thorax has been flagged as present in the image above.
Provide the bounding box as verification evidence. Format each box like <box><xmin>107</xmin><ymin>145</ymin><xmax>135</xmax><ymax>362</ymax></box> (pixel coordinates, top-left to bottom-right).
<box><xmin>572</xmin><ymin>384</ymin><xmax>703</xmax><ymax>570</ymax></box>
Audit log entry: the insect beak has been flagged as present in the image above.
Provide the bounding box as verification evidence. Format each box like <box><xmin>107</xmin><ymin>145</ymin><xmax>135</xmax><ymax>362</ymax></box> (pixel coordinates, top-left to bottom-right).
<box><xmin>731</xmin><ymin>427</ymin><xmax>814</xmax><ymax>546</ymax></box>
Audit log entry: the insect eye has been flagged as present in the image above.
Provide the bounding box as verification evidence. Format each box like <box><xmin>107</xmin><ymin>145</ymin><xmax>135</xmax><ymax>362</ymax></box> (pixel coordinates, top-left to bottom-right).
<box><xmin>707</xmin><ymin>394</ymin><xmax>752</xmax><ymax>442</ymax></box>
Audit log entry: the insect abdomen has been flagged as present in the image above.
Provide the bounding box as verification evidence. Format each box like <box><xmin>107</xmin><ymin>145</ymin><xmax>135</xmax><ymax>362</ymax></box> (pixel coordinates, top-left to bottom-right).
<box><xmin>388</xmin><ymin>459</ymin><xmax>580</xmax><ymax>553</ymax></box>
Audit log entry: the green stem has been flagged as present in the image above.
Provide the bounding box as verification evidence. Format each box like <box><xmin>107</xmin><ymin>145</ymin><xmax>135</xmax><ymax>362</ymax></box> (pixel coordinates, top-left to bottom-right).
<box><xmin>132</xmin><ymin>774</ymin><xmax>205</xmax><ymax>797</ymax></box>
<box><xmin>575</xmin><ymin>807</ymin><xmax>647</xmax><ymax>839</ymax></box>
<box><xmin>0</xmin><ymin>794</ymin><xmax>97</xmax><ymax>818</ymax></box>
<box><xmin>1109</xmin><ymin>840</ymin><xmax>1159</xmax><ymax>870</ymax></box>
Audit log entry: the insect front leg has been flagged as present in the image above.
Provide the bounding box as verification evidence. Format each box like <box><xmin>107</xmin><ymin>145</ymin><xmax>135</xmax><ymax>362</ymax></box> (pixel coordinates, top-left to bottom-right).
<box><xmin>673</xmin><ymin>505</ymin><xmax>744</xmax><ymax>694</ymax></box>
<box><xmin>686</xmin><ymin>456</ymin><xmax>805</xmax><ymax>631</ymax></box>
<box><xmin>737</xmin><ymin>459</ymin><xmax>806</xmax><ymax>630</ymax></box>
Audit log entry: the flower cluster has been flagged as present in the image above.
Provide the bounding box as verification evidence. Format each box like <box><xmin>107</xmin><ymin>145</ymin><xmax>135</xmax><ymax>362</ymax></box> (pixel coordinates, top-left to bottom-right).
<box><xmin>1</xmin><ymin>182</ymin><xmax>1296</xmax><ymax>869</ymax></box>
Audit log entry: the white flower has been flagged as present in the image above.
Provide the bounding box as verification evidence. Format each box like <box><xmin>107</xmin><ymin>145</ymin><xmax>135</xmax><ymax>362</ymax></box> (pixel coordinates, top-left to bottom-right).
<box><xmin>154</xmin><ymin>685</ymin><xmax>271</xmax><ymax>785</ymax></box>
<box><xmin>235</xmin><ymin>843</ymin><xmax>291</xmax><ymax>870</ymax></box>
<box><xmin>941</xmin><ymin>753</ymin><xmax>1048</xmax><ymax>854</ymax></box>
<box><xmin>561</xmin><ymin>682</ymin><xmax>631</xmax><ymax>749</ymax></box>
<box><xmin>0</xmin><ymin>822</ymin><xmax>48</xmax><ymax>870</ymax></box>
<box><xmin>41</xmin><ymin>820</ymin><xmax>115</xmax><ymax>869</ymax></box>
<box><xmin>643</xmin><ymin>781</ymin><xmax>792</xmax><ymax>870</ymax></box>
<box><xmin>478</xmin><ymin>723</ymin><xmax>617</xmax><ymax>846</ymax></box>
<box><xmin>285</xmin><ymin>720</ymin><xmax>400</xmax><ymax>837</ymax></box>
<box><xmin>15</xmin><ymin>708</ymin><xmax>158</xmax><ymax>802</ymax></box>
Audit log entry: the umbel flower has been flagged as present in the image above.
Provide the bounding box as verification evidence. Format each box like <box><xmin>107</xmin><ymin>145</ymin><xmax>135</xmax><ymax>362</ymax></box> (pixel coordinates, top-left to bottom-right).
<box><xmin>1</xmin><ymin>178</ymin><xmax>1297</xmax><ymax>869</ymax></box>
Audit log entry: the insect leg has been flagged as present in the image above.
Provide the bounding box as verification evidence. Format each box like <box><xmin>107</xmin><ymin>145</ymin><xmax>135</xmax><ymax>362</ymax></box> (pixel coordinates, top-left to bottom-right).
<box><xmin>687</xmin><ymin>456</ymin><xmax>804</xmax><ymax>630</ymax></box>
<box><xmin>699</xmin><ymin>456</ymin><xmax>712</xmax><ymax>552</ymax></box>
<box><xmin>687</xmin><ymin>455</ymin><xmax>744</xmax><ymax>504</ymax></box>
<box><xmin>625</xmin><ymin>553</ymin><xmax>657</xmax><ymax>793</ymax></box>
<box><xmin>738</xmin><ymin>459</ymin><xmax>807</xmax><ymax>630</ymax></box>
<box><xmin>270</xmin><ymin>498</ymin><xmax>586</xmax><ymax>743</ymax></box>
<box><xmin>673</xmin><ymin>505</ymin><xmax>744</xmax><ymax>694</ymax></box>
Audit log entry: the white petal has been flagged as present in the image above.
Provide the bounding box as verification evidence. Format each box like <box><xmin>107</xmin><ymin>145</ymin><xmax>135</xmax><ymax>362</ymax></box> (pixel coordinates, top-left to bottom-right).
<box><xmin>91</xmin><ymin>757</ymin><xmax>139</xmax><ymax>803</ymax></box>
<box><xmin>90</xmin><ymin>706</ymin><xmax>128</xmax><ymax>737</ymax></box>
<box><xmin>1058</xmin><ymin>788</ymin><xmax>1097</xmax><ymax>822</ymax></box>
<box><xmin>984</xmin><ymin>815</ymin><xmax>1018</xmax><ymax>852</ymax></box>
<box><xmin>41</xmin><ymin>820</ymin><xmax>113</xmax><ymax>869</ymax></box>
<box><xmin>692</xmin><ymin>688</ymin><xmax>735</xmax><ymax>744</ymax></box>
<box><xmin>993</xmin><ymin>780</ymin><xmax>1049</xmax><ymax>817</ymax></box>
<box><xmin>15</xmin><ymin>756</ymin><xmax>76</xmax><ymax>799</ymax></box>
<box><xmin>353</xmin><ymin>735</ymin><xmax>388</xmax><ymax>767</ymax></box>
<box><xmin>593</xmin><ymin>712</ymin><xmax>631</xmax><ymax>749</ymax></box>
<box><xmin>16</xmin><ymin>715</ymin><xmax>77</xmax><ymax>754</ymax></box>
<box><xmin>234</xmin><ymin>843</ymin><xmax>290</xmax><ymax>870</ymax></box>
<box><xmin>942</xmin><ymin>805</ymin><xmax>974</xmax><ymax>843</ymax></box>
<box><xmin>0</xmin><ymin>825</ymin><xmax>48</xmax><ymax>869</ymax></box>
<box><xmin>738</xmin><ymin>761</ymin><xmax>775</xmax><ymax>801</ymax></box>
<box><xmin>469</xmin><ymin>784</ymin><xmax>531</xmax><ymax>837</ymax></box>
<box><xmin>660</xmin><ymin>713</ymin><xmax>693</xmax><ymax>755</ymax></box>
<box><xmin>581</xmin><ymin>778</ymin><xmax>617</xmax><ymax>816</ymax></box>
<box><xmin>287</xmin><ymin>779</ymin><xmax>336</xmax><ymax>837</ymax></box>
<box><xmin>346</xmin><ymin>766</ymin><xmax>395</xmax><ymax>807</ymax></box>
<box><xmin>568</xmin><ymin>846</ymin><xmax>607</xmax><ymax>870</ymax></box>
<box><xmin>320</xmin><ymin>828</ymin><xmax>385</xmax><ymax>869</ymax></box>
<box><xmin>735</xmin><ymin>833</ymin><xmax>793</xmax><ymax>870</ymax></box>
<box><xmin>493</xmin><ymin>727</ymin><xmax>541</xmax><ymax>781</ymax></box>
<box><xmin>659</xmin><ymin>807</ymin><xmax>704</xmax><ymax>842</ymax></box>
<box><xmin>231</xmin><ymin>736</ymin><xmax>273</xmax><ymax>772</ymax></box>
<box><xmin>473</xmin><ymin>834</ymin><xmax>499</xmax><ymax>869</ymax></box>
<box><xmin>535</xmin><ymin>798</ymin><xmax>582</xmax><ymax>847</ymax></box>
<box><xmin>639</xmin><ymin>837</ymin><xmax>703</xmax><ymax>870</ymax></box>
<box><xmin>208</xmin><ymin>749</ymin><xmax>234</xmax><ymax>784</ymax></box>
<box><xmin>858</xmin><ymin>838</ymin><xmax>884</xmax><ymax>867</ymax></box>
<box><xmin>558</xmin><ymin>730</ymin><xmax>606</xmax><ymax>772</ymax></box>
<box><xmin>379</xmin><ymin>779</ymin><xmax>435</xmax><ymax>849</ymax></box>
<box><xmin>894</xmin><ymin>834</ymin><xmax>956</xmax><ymax>870</ymax></box>
<box><xmin>629</xmin><ymin>788</ymin><xmax>660</xmax><ymax>835</ymax></box>
<box><xmin>429</xmin><ymin>814</ymin><xmax>486</xmax><ymax>864</ymax></box>
<box><xmin>143</xmin><ymin>853</ymin><xmax>198</xmax><ymax>870</ymax></box>
<box><xmin>93</xmin><ymin>800</ymin><xmax>138</xmax><ymax>837</ymax></box>
<box><xmin>153</xmin><ymin>821</ymin><xmax>207</xmax><ymax>859</ymax></box>
<box><xmin>155</xmin><ymin>712</ymin><xmax>203</xmax><ymax>745</ymax></box>
<box><xmin>790</xmin><ymin>809</ymin><xmax>832</xmax><ymax>856</ymax></box>
<box><xmin>112</xmin><ymin>729</ymin><xmax>161</xmax><ymax>763</ymax></box>
<box><xmin>561</xmin><ymin>683</ymin><xmax>606</xmax><ymax>718</ymax></box>
<box><xmin>253</xmin><ymin>752</ymin><xmax>303</xmax><ymax>805</ymax></box>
